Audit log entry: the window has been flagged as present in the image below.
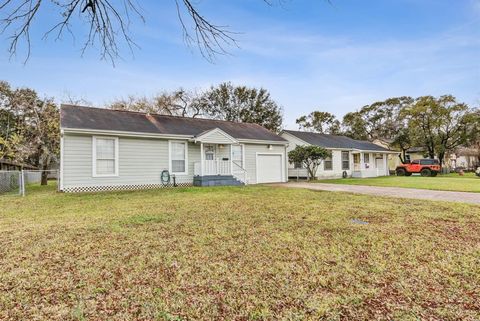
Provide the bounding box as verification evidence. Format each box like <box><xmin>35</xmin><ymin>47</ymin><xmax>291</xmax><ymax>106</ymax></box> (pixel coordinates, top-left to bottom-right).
<box><xmin>170</xmin><ymin>141</ymin><xmax>188</xmax><ymax>174</ymax></box>
<box><xmin>364</xmin><ymin>153</ymin><xmax>370</xmax><ymax>164</ymax></box>
<box><xmin>342</xmin><ymin>151</ymin><xmax>350</xmax><ymax>170</ymax></box>
<box><xmin>324</xmin><ymin>156</ymin><xmax>333</xmax><ymax>170</ymax></box>
<box><xmin>411</xmin><ymin>160</ymin><xmax>420</xmax><ymax>165</ymax></box>
<box><xmin>364</xmin><ymin>153</ymin><xmax>370</xmax><ymax>169</ymax></box>
<box><xmin>420</xmin><ymin>159</ymin><xmax>439</xmax><ymax>165</ymax></box>
<box><xmin>205</xmin><ymin>145</ymin><xmax>215</xmax><ymax>161</ymax></box>
<box><xmin>232</xmin><ymin>145</ymin><xmax>243</xmax><ymax>168</ymax></box>
<box><xmin>93</xmin><ymin>137</ymin><xmax>118</xmax><ymax>177</ymax></box>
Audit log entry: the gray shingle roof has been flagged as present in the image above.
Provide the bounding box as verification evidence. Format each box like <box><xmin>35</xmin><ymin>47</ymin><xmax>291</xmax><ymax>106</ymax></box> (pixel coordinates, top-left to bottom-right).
<box><xmin>61</xmin><ymin>105</ymin><xmax>286</xmax><ymax>142</ymax></box>
<box><xmin>283</xmin><ymin>130</ymin><xmax>392</xmax><ymax>152</ymax></box>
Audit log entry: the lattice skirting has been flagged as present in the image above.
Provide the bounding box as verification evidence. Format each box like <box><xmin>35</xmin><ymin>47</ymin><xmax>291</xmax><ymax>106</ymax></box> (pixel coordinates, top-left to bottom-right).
<box><xmin>62</xmin><ymin>182</ymin><xmax>193</xmax><ymax>193</ymax></box>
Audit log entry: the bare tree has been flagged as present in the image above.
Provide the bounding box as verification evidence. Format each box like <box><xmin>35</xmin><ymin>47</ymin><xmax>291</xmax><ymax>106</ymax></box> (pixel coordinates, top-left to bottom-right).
<box><xmin>0</xmin><ymin>0</ymin><xmax>287</xmax><ymax>63</ymax></box>
<box><xmin>108</xmin><ymin>89</ymin><xmax>207</xmax><ymax>118</ymax></box>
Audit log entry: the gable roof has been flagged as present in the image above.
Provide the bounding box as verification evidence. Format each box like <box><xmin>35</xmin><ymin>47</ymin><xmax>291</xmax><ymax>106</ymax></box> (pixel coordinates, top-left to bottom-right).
<box><xmin>61</xmin><ymin>105</ymin><xmax>286</xmax><ymax>142</ymax></box>
<box><xmin>194</xmin><ymin>128</ymin><xmax>238</xmax><ymax>143</ymax></box>
<box><xmin>282</xmin><ymin>130</ymin><xmax>393</xmax><ymax>152</ymax></box>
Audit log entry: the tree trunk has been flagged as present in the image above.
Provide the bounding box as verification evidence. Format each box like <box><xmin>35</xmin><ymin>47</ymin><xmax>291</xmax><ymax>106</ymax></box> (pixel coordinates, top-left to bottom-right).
<box><xmin>41</xmin><ymin>165</ymin><xmax>48</xmax><ymax>185</ymax></box>
<box><xmin>39</xmin><ymin>151</ymin><xmax>51</xmax><ymax>186</ymax></box>
<box><xmin>438</xmin><ymin>152</ymin><xmax>445</xmax><ymax>169</ymax></box>
<box><xmin>308</xmin><ymin>167</ymin><xmax>314</xmax><ymax>181</ymax></box>
<box><xmin>399</xmin><ymin>150</ymin><xmax>407</xmax><ymax>164</ymax></box>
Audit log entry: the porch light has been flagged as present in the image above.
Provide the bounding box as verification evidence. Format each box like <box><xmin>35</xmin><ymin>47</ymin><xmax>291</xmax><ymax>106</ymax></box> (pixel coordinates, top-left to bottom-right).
<box><xmin>219</xmin><ymin>144</ymin><xmax>225</xmax><ymax>149</ymax></box>
<box><xmin>268</xmin><ymin>144</ymin><xmax>273</xmax><ymax>150</ymax></box>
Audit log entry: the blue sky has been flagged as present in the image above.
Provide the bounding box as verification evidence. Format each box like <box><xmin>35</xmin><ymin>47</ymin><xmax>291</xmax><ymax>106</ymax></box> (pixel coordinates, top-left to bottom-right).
<box><xmin>1</xmin><ymin>0</ymin><xmax>479</xmax><ymax>129</ymax></box>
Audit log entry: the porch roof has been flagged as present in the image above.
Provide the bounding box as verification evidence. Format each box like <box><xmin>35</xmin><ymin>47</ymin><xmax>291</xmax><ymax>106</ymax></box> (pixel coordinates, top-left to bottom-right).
<box><xmin>193</xmin><ymin>128</ymin><xmax>238</xmax><ymax>144</ymax></box>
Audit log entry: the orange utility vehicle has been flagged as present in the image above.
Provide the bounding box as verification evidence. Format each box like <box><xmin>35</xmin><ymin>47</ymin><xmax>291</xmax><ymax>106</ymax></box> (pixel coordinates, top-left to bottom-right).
<box><xmin>396</xmin><ymin>159</ymin><xmax>441</xmax><ymax>177</ymax></box>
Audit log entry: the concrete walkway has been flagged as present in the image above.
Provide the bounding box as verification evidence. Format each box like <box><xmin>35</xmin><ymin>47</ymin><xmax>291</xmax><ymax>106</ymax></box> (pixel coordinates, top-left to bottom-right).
<box><xmin>273</xmin><ymin>182</ymin><xmax>480</xmax><ymax>205</ymax></box>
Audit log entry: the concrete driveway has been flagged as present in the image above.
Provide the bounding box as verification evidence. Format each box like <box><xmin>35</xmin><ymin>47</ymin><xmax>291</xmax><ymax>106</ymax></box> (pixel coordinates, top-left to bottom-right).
<box><xmin>273</xmin><ymin>182</ymin><xmax>480</xmax><ymax>205</ymax></box>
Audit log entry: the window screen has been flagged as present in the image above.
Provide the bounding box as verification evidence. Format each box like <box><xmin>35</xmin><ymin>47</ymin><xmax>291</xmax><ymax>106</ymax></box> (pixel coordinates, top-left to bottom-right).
<box><xmin>341</xmin><ymin>151</ymin><xmax>350</xmax><ymax>170</ymax></box>
<box><xmin>364</xmin><ymin>153</ymin><xmax>370</xmax><ymax>163</ymax></box>
<box><xmin>95</xmin><ymin>138</ymin><xmax>116</xmax><ymax>175</ymax></box>
<box><xmin>232</xmin><ymin>145</ymin><xmax>243</xmax><ymax>167</ymax></box>
<box><xmin>324</xmin><ymin>157</ymin><xmax>333</xmax><ymax>170</ymax></box>
<box><xmin>171</xmin><ymin>142</ymin><xmax>186</xmax><ymax>173</ymax></box>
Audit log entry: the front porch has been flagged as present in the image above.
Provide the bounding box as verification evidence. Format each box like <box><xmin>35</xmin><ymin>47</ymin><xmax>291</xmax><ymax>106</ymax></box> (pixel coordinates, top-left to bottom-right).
<box><xmin>191</xmin><ymin>128</ymin><xmax>247</xmax><ymax>186</ymax></box>
<box><xmin>352</xmin><ymin>152</ymin><xmax>389</xmax><ymax>178</ymax></box>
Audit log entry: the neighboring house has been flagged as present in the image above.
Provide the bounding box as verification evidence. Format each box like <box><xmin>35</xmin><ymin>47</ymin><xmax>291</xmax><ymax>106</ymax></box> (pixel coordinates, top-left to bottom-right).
<box><xmin>372</xmin><ymin>139</ymin><xmax>427</xmax><ymax>171</ymax></box>
<box><xmin>448</xmin><ymin>147</ymin><xmax>479</xmax><ymax>171</ymax></box>
<box><xmin>281</xmin><ymin>130</ymin><xmax>396</xmax><ymax>179</ymax></box>
<box><xmin>60</xmin><ymin>105</ymin><xmax>288</xmax><ymax>192</ymax></box>
<box><xmin>389</xmin><ymin>147</ymin><xmax>427</xmax><ymax>171</ymax></box>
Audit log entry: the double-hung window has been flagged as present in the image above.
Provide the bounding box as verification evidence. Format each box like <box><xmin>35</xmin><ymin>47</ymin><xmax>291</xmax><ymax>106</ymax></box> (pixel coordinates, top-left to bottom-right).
<box><xmin>324</xmin><ymin>156</ymin><xmax>333</xmax><ymax>170</ymax></box>
<box><xmin>294</xmin><ymin>161</ymin><xmax>303</xmax><ymax>169</ymax></box>
<box><xmin>364</xmin><ymin>153</ymin><xmax>370</xmax><ymax>168</ymax></box>
<box><xmin>232</xmin><ymin>145</ymin><xmax>243</xmax><ymax>168</ymax></box>
<box><xmin>364</xmin><ymin>153</ymin><xmax>370</xmax><ymax>164</ymax></box>
<box><xmin>341</xmin><ymin>151</ymin><xmax>350</xmax><ymax>170</ymax></box>
<box><xmin>170</xmin><ymin>141</ymin><xmax>188</xmax><ymax>174</ymax></box>
<box><xmin>93</xmin><ymin>137</ymin><xmax>118</xmax><ymax>177</ymax></box>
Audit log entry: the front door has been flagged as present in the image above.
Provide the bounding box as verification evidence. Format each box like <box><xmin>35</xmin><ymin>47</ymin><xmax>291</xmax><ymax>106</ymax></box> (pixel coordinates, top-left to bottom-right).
<box><xmin>353</xmin><ymin>153</ymin><xmax>361</xmax><ymax>171</ymax></box>
<box><xmin>375</xmin><ymin>155</ymin><xmax>384</xmax><ymax>171</ymax></box>
<box><xmin>204</xmin><ymin>145</ymin><xmax>216</xmax><ymax>175</ymax></box>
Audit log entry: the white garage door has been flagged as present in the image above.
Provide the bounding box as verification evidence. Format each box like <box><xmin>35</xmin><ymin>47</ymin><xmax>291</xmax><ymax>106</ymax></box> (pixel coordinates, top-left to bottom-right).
<box><xmin>257</xmin><ymin>154</ymin><xmax>283</xmax><ymax>183</ymax></box>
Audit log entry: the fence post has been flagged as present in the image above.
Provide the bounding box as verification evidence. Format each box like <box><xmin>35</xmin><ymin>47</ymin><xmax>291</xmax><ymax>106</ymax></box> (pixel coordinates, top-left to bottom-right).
<box><xmin>20</xmin><ymin>170</ymin><xmax>25</xmax><ymax>197</ymax></box>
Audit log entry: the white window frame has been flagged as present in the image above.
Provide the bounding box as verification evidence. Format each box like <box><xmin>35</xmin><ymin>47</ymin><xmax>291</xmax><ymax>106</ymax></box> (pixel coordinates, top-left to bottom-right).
<box><xmin>169</xmin><ymin>140</ymin><xmax>189</xmax><ymax>175</ymax></box>
<box><xmin>364</xmin><ymin>153</ymin><xmax>370</xmax><ymax>164</ymax></box>
<box><xmin>324</xmin><ymin>156</ymin><xmax>333</xmax><ymax>171</ymax></box>
<box><xmin>231</xmin><ymin>144</ymin><xmax>245</xmax><ymax>168</ymax></box>
<box><xmin>204</xmin><ymin>144</ymin><xmax>216</xmax><ymax>161</ymax></box>
<box><xmin>341</xmin><ymin>151</ymin><xmax>350</xmax><ymax>170</ymax></box>
<box><xmin>92</xmin><ymin>136</ymin><xmax>119</xmax><ymax>177</ymax></box>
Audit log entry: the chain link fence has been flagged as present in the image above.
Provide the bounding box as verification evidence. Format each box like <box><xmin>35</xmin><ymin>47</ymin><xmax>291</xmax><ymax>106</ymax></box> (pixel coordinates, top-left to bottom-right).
<box><xmin>0</xmin><ymin>170</ymin><xmax>59</xmax><ymax>197</ymax></box>
<box><xmin>0</xmin><ymin>171</ymin><xmax>22</xmax><ymax>196</ymax></box>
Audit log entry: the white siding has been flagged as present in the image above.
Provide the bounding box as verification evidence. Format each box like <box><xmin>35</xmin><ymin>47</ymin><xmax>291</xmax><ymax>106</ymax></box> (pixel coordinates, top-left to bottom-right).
<box><xmin>281</xmin><ymin>132</ymin><xmax>391</xmax><ymax>179</ymax></box>
<box><xmin>314</xmin><ymin>150</ymin><xmax>354</xmax><ymax>179</ymax></box>
<box><xmin>62</xmin><ymin>134</ymin><xmax>200</xmax><ymax>189</ymax></box>
<box><xmin>62</xmin><ymin>133</ymin><xmax>287</xmax><ymax>189</ymax></box>
<box><xmin>283</xmin><ymin>132</ymin><xmax>309</xmax><ymax>156</ymax></box>
<box><xmin>215</xmin><ymin>144</ymin><xmax>231</xmax><ymax>160</ymax></box>
<box><xmin>244</xmin><ymin>144</ymin><xmax>287</xmax><ymax>184</ymax></box>
<box><xmin>198</xmin><ymin>130</ymin><xmax>235</xmax><ymax>144</ymax></box>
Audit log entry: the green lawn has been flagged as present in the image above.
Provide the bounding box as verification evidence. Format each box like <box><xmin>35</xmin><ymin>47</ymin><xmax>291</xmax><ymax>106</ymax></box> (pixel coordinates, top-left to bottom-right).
<box><xmin>315</xmin><ymin>173</ymin><xmax>480</xmax><ymax>193</ymax></box>
<box><xmin>1</xmin><ymin>185</ymin><xmax>479</xmax><ymax>320</ymax></box>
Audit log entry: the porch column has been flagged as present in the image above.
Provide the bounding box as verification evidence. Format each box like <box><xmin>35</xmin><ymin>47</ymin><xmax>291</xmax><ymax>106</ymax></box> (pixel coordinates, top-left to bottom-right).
<box><xmin>200</xmin><ymin>142</ymin><xmax>204</xmax><ymax>176</ymax></box>
<box><xmin>230</xmin><ymin>144</ymin><xmax>233</xmax><ymax>175</ymax></box>
<box><xmin>383</xmin><ymin>154</ymin><xmax>388</xmax><ymax>176</ymax></box>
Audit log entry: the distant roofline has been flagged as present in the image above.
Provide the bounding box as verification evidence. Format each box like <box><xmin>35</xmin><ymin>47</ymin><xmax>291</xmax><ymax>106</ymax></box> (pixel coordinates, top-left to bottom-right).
<box><xmin>282</xmin><ymin>129</ymin><xmax>372</xmax><ymax>144</ymax></box>
<box><xmin>281</xmin><ymin>129</ymin><xmax>395</xmax><ymax>152</ymax></box>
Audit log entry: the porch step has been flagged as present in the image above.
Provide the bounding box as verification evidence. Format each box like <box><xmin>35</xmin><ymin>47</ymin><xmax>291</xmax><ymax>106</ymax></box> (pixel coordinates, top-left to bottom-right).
<box><xmin>193</xmin><ymin>175</ymin><xmax>244</xmax><ymax>187</ymax></box>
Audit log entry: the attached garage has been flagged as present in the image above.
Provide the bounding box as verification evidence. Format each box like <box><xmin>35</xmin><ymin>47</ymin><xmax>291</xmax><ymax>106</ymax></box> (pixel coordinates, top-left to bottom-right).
<box><xmin>256</xmin><ymin>153</ymin><xmax>284</xmax><ymax>183</ymax></box>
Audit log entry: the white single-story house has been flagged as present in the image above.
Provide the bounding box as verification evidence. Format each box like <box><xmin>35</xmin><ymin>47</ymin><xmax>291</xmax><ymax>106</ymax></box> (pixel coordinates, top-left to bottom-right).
<box><xmin>281</xmin><ymin>130</ymin><xmax>397</xmax><ymax>179</ymax></box>
<box><xmin>60</xmin><ymin>105</ymin><xmax>288</xmax><ymax>192</ymax></box>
